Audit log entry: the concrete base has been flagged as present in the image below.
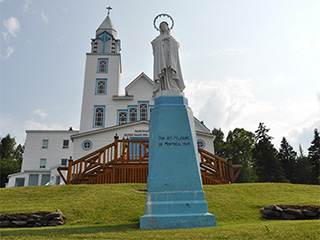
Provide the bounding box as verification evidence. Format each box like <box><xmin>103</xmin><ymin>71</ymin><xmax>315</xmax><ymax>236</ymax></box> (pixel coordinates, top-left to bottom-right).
<box><xmin>140</xmin><ymin>95</ymin><xmax>216</xmax><ymax>230</ymax></box>
<box><xmin>140</xmin><ymin>213</ymin><xmax>216</xmax><ymax>230</ymax></box>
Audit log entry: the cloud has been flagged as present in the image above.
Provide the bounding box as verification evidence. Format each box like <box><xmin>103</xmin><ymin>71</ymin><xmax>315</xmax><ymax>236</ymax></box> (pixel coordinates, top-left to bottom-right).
<box><xmin>2</xmin><ymin>31</ymin><xmax>8</xmax><ymax>42</ymax></box>
<box><xmin>33</xmin><ymin>109</ymin><xmax>47</xmax><ymax>119</ymax></box>
<box><xmin>3</xmin><ymin>17</ymin><xmax>20</xmax><ymax>37</ymax></box>
<box><xmin>2</xmin><ymin>45</ymin><xmax>14</xmax><ymax>59</ymax></box>
<box><xmin>41</xmin><ymin>12</ymin><xmax>49</xmax><ymax>25</ymax></box>
<box><xmin>23</xmin><ymin>0</ymin><xmax>32</xmax><ymax>13</ymax></box>
<box><xmin>62</xmin><ymin>7</ymin><xmax>68</xmax><ymax>13</ymax></box>
<box><xmin>24</xmin><ymin>120</ymin><xmax>62</xmax><ymax>131</ymax></box>
<box><xmin>185</xmin><ymin>78</ymin><xmax>258</xmax><ymax>129</ymax></box>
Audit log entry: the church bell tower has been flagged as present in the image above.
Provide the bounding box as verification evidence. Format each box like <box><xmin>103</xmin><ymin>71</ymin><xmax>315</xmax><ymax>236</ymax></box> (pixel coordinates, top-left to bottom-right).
<box><xmin>79</xmin><ymin>8</ymin><xmax>122</xmax><ymax>133</ymax></box>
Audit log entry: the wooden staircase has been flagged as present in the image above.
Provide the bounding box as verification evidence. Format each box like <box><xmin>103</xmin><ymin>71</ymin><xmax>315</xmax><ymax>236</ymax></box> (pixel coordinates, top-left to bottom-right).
<box><xmin>58</xmin><ymin>135</ymin><xmax>242</xmax><ymax>185</ymax></box>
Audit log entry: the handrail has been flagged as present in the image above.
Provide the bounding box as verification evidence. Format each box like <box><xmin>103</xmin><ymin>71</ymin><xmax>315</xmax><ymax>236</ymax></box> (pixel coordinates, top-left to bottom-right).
<box><xmin>59</xmin><ymin>135</ymin><xmax>241</xmax><ymax>185</ymax></box>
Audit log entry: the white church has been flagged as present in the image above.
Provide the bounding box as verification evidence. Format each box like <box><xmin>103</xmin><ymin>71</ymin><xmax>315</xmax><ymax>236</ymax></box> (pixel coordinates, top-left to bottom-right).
<box><xmin>6</xmin><ymin>12</ymin><xmax>215</xmax><ymax>188</ymax></box>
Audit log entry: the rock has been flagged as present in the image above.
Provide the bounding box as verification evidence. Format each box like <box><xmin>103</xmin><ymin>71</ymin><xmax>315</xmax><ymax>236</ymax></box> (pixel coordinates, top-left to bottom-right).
<box><xmin>44</xmin><ymin>212</ymin><xmax>61</xmax><ymax>221</ymax></box>
<box><xmin>0</xmin><ymin>220</ymin><xmax>12</xmax><ymax>228</ymax></box>
<box><xmin>281</xmin><ymin>212</ymin><xmax>295</xmax><ymax>220</ymax></box>
<box><xmin>284</xmin><ymin>208</ymin><xmax>304</xmax><ymax>219</ymax></box>
<box><xmin>46</xmin><ymin>220</ymin><xmax>64</xmax><ymax>226</ymax></box>
<box><xmin>29</xmin><ymin>214</ymin><xmax>43</xmax><ymax>221</ymax></box>
<box><xmin>0</xmin><ymin>214</ymin><xmax>6</xmax><ymax>221</ymax></box>
<box><xmin>261</xmin><ymin>209</ymin><xmax>281</xmax><ymax>217</ymax></box>
<box><xmin>302</xmin><ymin>209</ymin><xmax>318</xmax><ymax>217</ymax></box>
<box><xmin>12</xmin><ymin>220</ymin><xmax>28</xmax><ymax>227</ymax></box>
<box><xmin>264</xmin><ymin>205</ymin><xmax>283</xmax><ymax>212</ymax></box>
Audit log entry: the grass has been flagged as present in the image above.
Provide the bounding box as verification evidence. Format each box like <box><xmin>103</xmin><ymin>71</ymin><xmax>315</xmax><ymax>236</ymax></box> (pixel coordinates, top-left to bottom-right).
<box><xmin>0</xmin><ymin>183</ymin><xmax>319</xmax><ymax>239</ymax></box>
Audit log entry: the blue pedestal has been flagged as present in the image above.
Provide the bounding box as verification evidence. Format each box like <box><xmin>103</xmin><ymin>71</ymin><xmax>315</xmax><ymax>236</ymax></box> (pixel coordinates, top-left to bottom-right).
<box><xmin>140</xmin><ymin>95</ymin><xmax>216</xmax><ymax>230</ymax></box>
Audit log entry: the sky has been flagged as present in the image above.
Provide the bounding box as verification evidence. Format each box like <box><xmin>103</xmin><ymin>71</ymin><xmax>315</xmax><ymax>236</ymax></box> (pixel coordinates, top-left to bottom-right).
<box><xmin>1</xmin><ymin>0</ymin><xmax>319</xmax><ymax>154</ymax></box>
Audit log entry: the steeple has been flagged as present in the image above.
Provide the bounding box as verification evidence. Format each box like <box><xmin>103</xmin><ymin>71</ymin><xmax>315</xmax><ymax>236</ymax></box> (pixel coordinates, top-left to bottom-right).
<box><xmin>91</xmin><ymin>8</ymin><xmax>121</xmax><ymax>54</ymax></box>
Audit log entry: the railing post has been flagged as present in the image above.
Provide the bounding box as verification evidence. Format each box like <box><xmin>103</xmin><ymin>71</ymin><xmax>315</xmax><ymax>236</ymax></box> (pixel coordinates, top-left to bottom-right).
<box><xmin>228</xmin><ymin>158</ymin><xmax>235</xmax><ymax>183</ymax></box>
<box><xmin>114</xmin><ymin>134</ymin><xmax>119</xmax><ymax>162</ymax></box>
<box><xmin>67</xmin><ymin>156</ymin><xmax>73</xmax><ymax>185</ymax></box>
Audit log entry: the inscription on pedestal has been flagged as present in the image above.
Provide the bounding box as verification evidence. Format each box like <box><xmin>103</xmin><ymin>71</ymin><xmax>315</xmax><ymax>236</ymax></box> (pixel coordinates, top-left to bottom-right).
<box><xmin>158</xmin><ymin>135</ymin><xmax>191</xmax><ymax>147</ymax></box>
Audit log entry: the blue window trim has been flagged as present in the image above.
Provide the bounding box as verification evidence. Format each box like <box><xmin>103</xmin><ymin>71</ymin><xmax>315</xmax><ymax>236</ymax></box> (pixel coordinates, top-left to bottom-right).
<box><xmin>128</xmin><ymin>105</ymin><xmax>138</xmax><ymax>123</ymax></box>
<box><xmin>82</xmin><ymin>140</ymin><xmax>93</xmax><ymax>150</ymax></box>
<box><xmin>197</xmin><ymin>139</ymin><xmax>206</xmax><ymax>149</ymax></box>
<box><xmin>93</xmin><ymin>105</ymin><xmax>106</xmax><ymax>128</ymax></box>
<box><xmin>97</xmin><ymin>58</ymin><xmax>109</xmax><ymax>73</ymax></box>
<box><xmin>95</xmin><ymin>78</ymin><xmax>108</xmax><ymax>95</ymax></box>
<box><xmin>117</xmin><ymin>109</ymin><xmax>128</xmax><ymax>125</ymax></box>
<box><xmin>138</xmin><ymin>101</ymin><xmax>149</xmax><ymax>121</ymax></box>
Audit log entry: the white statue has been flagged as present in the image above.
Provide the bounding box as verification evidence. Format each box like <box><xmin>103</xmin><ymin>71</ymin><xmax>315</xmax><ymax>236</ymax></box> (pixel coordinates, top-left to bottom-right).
<box><xmin>152</xmin><ymin>16</ymin><xmax>185</xmax><ymax>97</ymax></box>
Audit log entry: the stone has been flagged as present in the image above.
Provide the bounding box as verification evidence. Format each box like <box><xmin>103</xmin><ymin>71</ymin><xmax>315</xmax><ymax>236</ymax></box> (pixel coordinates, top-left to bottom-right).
<box><xmin>12</xmin><ymin>220</ymin><xmax>27</xmax><ymax>227</ymax></box>
<box><xmin>44</xmin><ymin>212</ymin><xmax>61</xmax><ymax>221</ymax></box>
<box><xmin>47</xmin><ymin>220</ymin><xmax>63</xmax><ymax>226</ymax></box>
<box><xmin>261</xmin><ymin>209</ymin><xmax>281</xmax><ymax>218</ymax></box>
<box><xmin>302</xmin><ymin>209</ymin><xmax>318</xmax><ymax>217</ymax></box>
<box><xmin>0</xmin><ymin>220</ymin><xmax>12</xmax><ymax>228</ymax></box>
<box><xmin>264</xmin><ymin>205</ymin><xmax>283</xmax><ymax>212</ymax></box>
<box><xmin>281</xmin><ymin>212</ymin><xmax>295</xmax><ymax>220</ymax></box>
<box><xmin>284</xmin><ymin>208</ymin><xmax>304</xmax><ymax>219</ymax></box>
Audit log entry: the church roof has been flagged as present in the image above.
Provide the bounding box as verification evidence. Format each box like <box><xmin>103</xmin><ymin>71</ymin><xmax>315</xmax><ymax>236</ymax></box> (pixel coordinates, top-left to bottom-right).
<box><xmin>125</xmin><ymin>72</ymin><xmax>154</xmax><ymax>92</ymax></box>
<box><xmin>96</xmin><ymin>15</ymin><xmax>118</xmax><ymax>39</ymax></box>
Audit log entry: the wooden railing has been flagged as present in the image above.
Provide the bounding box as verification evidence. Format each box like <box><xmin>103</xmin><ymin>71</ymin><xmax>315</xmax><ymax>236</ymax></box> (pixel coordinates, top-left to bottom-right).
<box><xmin>58</xmin><ymin>135</ymin><xmax>241</xmax><ymax>185</ymax></box>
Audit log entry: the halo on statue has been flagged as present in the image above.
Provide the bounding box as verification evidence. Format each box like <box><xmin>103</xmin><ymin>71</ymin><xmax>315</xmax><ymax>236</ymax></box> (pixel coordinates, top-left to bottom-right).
<box><xmin>153</xmin><ymin>14</ymin><xmax>174</xmax><ymax>31</ymax></box>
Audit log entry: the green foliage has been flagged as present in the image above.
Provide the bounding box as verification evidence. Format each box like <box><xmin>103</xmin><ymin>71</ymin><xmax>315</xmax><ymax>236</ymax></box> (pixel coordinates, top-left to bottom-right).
<box><xmin>212</xmin><ymin>128</ymin><xmax>226</xmax><ymax>158</ymax></box>
<box><xmin>225</xmin><ymin>128</ymin><xmax>256</xmax><ymax>182</ymax></box>
<box><xmin>0</xmin><ymin>183</ymin><xmax>319</xmax><ymax>239</ymax></box>
<box><xmin>278</xmin><ymin>137</ymin><xmax>297</xmax><ymax>183</ymax></box>
<box><xmin>252</xmin><ymin>123</ymin><xmax>286</xmax><ymax>182</ymax></box>
<box><xmin>0</xmin><ymin>134</ymin><xmax>24</xmax><ymax>187</ymax></box>
<box><xmin>308</xmin><ymin>128</ymin><xmax>320</xmax><ymax>185</ymax></box>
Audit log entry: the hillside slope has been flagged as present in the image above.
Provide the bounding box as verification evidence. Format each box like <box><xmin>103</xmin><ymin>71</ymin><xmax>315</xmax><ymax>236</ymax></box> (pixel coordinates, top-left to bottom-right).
<box><xmin>0</xmin><ymin>183</ymin><xmax>319</xmax><ymax>239</ymax></box>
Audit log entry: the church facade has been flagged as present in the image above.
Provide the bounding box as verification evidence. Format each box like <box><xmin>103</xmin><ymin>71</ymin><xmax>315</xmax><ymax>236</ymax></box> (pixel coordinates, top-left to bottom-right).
<box><xmin>6</xmin><ymin>13</ymin><xmax>215</xmax><ymax>188</ymax></box>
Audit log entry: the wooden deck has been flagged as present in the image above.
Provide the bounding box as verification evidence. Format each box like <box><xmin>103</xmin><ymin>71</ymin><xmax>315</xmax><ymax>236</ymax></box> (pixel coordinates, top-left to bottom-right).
<box><xmin>58</xmin><ymin>135</ymin><xmax>242</xmax><ymax>185</ymax></box>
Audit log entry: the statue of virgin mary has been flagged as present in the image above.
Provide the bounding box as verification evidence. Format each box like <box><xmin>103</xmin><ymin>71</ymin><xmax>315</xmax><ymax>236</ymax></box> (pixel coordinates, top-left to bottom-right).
<box><xmin>152</xmin><ymin>21</ymin><xmax>185</xmax><ymax>97</ymax></box>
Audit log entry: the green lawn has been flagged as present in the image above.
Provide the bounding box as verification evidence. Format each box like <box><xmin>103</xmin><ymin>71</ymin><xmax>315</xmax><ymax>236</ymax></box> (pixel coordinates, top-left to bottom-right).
<box><xmin>0</xmin><ymin>183</ymin><xmax>319</xmax><ymax>239</ymax></box>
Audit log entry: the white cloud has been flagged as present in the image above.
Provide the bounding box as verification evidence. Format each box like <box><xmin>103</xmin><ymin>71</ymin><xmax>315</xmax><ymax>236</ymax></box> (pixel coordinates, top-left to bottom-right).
<box><xmin>23</xmin><ymin>0</ymin><xmax>32</xmax><ymax>13</ymax></box>
<box><xmin>33</xmin><ymin>109</ymin><xmax>47</xmax><ymax>119</ymax></box>
<box><xmin>24</xmin><ymin>120</ymin><xmax>62</xmax><ymax>131</ymax></box>
<box><xmin>3</xmin><ymin>17</ymin><xmax>20</xmax><ymax>37</ymax></box>
<box><xmin>2</xmin><ymin>31</ymin><xmax>8</xmax><ymax>42</ymax></box>
<box><xmin>41</xmin><ymin>12</ymin><xmax>49</xmax><ymax>25</ymax></box>
<box><xmin>62</xmin><ymin>7</ymin><xmax>68</xmax><ymax>13</ymax></box>
<box><xmin>2</xmin><ymin>45</ymin><xmax>14</xmax><ymax>59</ymax></box>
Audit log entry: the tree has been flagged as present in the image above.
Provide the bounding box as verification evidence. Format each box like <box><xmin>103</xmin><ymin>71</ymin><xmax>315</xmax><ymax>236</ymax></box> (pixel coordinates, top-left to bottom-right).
<box><xmin>212</xmin><ymin>128</ymin><xmax>227</xmax><ymax>158</ymax></box>
<box><xmin>252</xmin><ymin>123</ymin><xmax>286</xmax><ymax>182</ymax></box>
<box><xmin>308</xmin><ymin>129</ymin><xmax>320</xmax><ymax>184</ymax></box>
<box><xmin>278</xmin><ymin>137</ymin><xmax>297</xmax><ymax>183</ymax></box>
<box><xmin>293</xmin><ymin>144</ymin><xmax>312</xmax><ymax>184</ymax></box>
<box><xmin>0</xmin><ymin>134</ymin><xmax>24</xmax><ymax>187</ymax></box>
<box><xmin>225</xmin><ymin>128</ymin><xmax>256</xmax><ymax>182</ymax></box>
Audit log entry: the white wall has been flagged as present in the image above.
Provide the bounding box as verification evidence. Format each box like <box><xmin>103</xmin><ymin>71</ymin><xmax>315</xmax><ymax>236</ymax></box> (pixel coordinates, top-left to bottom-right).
<box><xmin>21</xmin><ymin>130</ymin><xmax>77</xmax><ymax>171</ymax></box>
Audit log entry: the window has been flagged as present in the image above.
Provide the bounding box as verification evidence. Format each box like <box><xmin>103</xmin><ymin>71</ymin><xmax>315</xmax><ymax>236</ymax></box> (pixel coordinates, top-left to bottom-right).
<box><xmin>40</xmin><ymin>158</ymin><xmax>46</xmax><ymax>168</ymax></box>
<box><xmin>197</xmin><ymin>139</ymin><xmax>206</xmax><ymax>149</ymax></box>
<box><xmin>139</xmin><ymin>103</ymin><xmax>148</xmax><ymax>121</ymax></box>
<box><xmin>95</xmin><ymin>79</ymin><xmax>107</xmax><ymax>95</ymax></box>
<box><xmin>63</xmin><ymin>140</ymin><xmax>69</xmax><ymax>149</ymax></box>
<box><xmin>129</xmin><ymin>107</ymin><xmax>137</xmax><ymax>123</ymax></box>
<box><xmin>28</xmin><ymin>174</ymin><xmax>39</xmax><ymax>186</ymax></box>
<box><xmin>61</xmin><ymin>159</ymin><xmax>67</xmax><ymax>166</ymax></box>
<box><xmin>15</xmin><ymin>178</ymin><xmax>25</xmax><ymax>187</ymax></box>
<box><xmin>118</xmin><ymin>111</ymin><xmax>127</xmax><ymax>125</ymax></box>
<box><xmin>82</xmin><ymin>140</ymin><xmax>93</xmax><ymax>150</ymax></box>
<box><xmin>97</xmin><ymin>58</ymin><xmax>108</xmax><ymax>73</ymax></box>
<box><xmin>56</xmin><ymin>176</ymin><xmax>61</xmax><ymax>185</ymax></box>
<box><xmin>41</xmin><ymin>174</ymin><xmax>50</xmax><ymax>185</ymax></box>
<box><xmin>42</xmin><ymin>139</ymin><xmax>48</xmax><ymax>149</ymax></box>
<box><xmin>93</xmin><ymin>105</ymin><xmax>105</xmax><ymax>127</ymax></box>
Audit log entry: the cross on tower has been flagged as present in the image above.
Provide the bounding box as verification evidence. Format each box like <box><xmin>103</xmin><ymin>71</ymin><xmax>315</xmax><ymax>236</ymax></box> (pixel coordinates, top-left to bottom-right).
<box><xmin>106</xmin><ymin>6</ymin><xmax>112</xmax><ymax>16</ymax></box>
<box><xmin>98</xmin><ymin>32</ymin><xmax>111</xmax><ymax>53</ymax></box>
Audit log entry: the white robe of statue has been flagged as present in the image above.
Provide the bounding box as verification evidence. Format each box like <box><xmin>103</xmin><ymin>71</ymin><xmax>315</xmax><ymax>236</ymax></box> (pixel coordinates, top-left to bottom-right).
<box><xmin>152</xmin><ymin>22</ymin><xmax>185</xmax><ymax>97</ymax></box>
